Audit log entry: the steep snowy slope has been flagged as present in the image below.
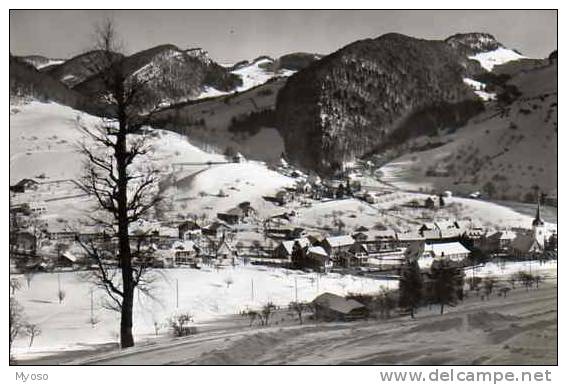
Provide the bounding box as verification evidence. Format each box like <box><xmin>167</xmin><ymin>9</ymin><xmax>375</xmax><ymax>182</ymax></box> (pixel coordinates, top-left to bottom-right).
<box><xmin>151</xmin><ymin>79</ymin><xmax>288</xmax><ymax>164</ymax></box>
<box><xmin>470</xmin><ymin>47</ymin><xmax>525</xmax><ymax>71</ymax></box>
<box><xmin>196</xmin><ymin>57</ymin><xmax>296</xmax><ymax>99</ymax></box>
<box><xmin>10</xmin><ymin>100</ymin><xmax>294</xmax><ymax>222</ymax></box>
<box><xmin>379</xmin><ymin>61</ymin><xmax>557</xmax><ymax>202</ymax></box>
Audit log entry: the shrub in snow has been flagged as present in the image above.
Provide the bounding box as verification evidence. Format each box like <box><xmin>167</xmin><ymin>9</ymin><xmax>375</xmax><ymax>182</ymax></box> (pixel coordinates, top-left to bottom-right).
<box><xmin>223</xmin><ymin>276</ymin><xmax>234</xmax><ymax>288</ymax></box>
<box><xmin>168</xmin><ymin>312</ymin><xmax>195</xmax><ymax>337</ymax></box>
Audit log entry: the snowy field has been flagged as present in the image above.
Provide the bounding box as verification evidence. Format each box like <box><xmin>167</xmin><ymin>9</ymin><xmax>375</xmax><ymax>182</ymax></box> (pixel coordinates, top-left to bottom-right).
<box><xmin>11</xmin><ymin>265</ymin><xmax>396</xmax><ymax>360</ymax></box>
<box><xmin>10</xmin><ymin>101</ymin><xmax>295</xmax><ymax>224</ymax></box>
<box><xmin>55</xmin><ymin>273</ymin><xmax>557</xmax><ymax>365</ymax></box>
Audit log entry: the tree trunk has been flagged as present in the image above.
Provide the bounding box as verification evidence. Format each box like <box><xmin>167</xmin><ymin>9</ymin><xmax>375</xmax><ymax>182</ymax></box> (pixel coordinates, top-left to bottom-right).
<box><xmin>440</xmin><ymin>303</ymin><xmax>444</xmax><ymax>315</ymax></box>
<box><xmin>117</xmin><ymin>127</ymin><xmax>135</xmax><ymax>349</ymax></box>
<box><xmin>410</xmin><ymin>308</ymin><xmax>415</xmax><ymax>319</ymax></box>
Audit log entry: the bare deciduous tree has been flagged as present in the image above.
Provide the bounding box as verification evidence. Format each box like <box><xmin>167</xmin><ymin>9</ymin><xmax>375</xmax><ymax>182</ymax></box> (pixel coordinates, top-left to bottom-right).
<box><xmin>10</xmin><ymin>278</ymin><xmax>22</xmax><ymax>296</ymax></box>
<box><xmin>26</xmin><ymin>323</ymin><xmax>41</xmax><ymax>349</ymax></box>
<box><xmin>288</xmin><ymin>301</ymin><xmax>311</xmax><ymax>325</ymax></box>
<box><xmin>75</xmin><ymin>19</ymin><xmax>164</xmax><ymax>348</ymax></box>
<box><xmin>9</xmin><ymin>298</ymin><xmax>25</xmax><ymax>360</ymax></box>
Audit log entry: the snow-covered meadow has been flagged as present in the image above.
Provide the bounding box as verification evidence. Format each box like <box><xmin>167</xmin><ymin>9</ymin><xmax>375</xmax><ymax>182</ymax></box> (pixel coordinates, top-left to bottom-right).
<box><xmin>11</xmin><ymin>265</ymin><xmax>396</xmax><ymax>360</ymax></box>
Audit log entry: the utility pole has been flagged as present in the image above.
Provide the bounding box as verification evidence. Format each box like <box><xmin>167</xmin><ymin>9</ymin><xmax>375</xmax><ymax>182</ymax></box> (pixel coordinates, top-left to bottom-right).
<box><xmin>176</xmin><ymin>278</ymin><xmax>179</xmax><ymax>309</ymax></box>
<box><xmin>90</xmin><ymin>288</ymin><xmax>94</xmax><ymax>327</ymax></box>
<box><xmin>57</xmin><ymin>273</ymin><xmax>61</xmax><ymax>303</ymax></box>
<box><xmin>295</xmin><ymin>277</ymin><xmax>298</xmax><ymax>302</ymax></box>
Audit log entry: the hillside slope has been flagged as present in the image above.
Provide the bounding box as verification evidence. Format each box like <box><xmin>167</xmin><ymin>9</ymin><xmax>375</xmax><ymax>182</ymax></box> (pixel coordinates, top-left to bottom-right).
<box><xmin>73</xmin><ymin>45</ymin><xmax>242</xmax><ymax>105</ymax></box>
<box><xmin>380</xmin><ymin>61</ymin><xmax>557</xmax><ymax>202</ymax></box>
<box><xmin>9</xmin><ymin>56</ymin><xmax>105</xmax><ymax>115</ymax></box>
<box><xmin>275</xmin><ymin>33</ymin><xmax>487</xmax><ymax>174</ymax></box>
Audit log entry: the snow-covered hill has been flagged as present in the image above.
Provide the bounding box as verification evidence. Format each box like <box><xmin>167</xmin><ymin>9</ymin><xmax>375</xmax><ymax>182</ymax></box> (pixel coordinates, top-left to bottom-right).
<box><xmin>10</xmin><ymin>100</ymin><xmax>294</xmax><ymax>223</ymax></box>
<box><xmin>196</xmin><ymin>57</ymin><xmax>296</xmax><ymax>99</ymax></box>
<box><xmin>379</xmin><ymin>61</ymin><xmax>557</xmax><ymax>202</ymax></box>
<box><xmin>469</xmin><ymin>47</ymin><xmax>525</xmax><ymax>71</ymax></box>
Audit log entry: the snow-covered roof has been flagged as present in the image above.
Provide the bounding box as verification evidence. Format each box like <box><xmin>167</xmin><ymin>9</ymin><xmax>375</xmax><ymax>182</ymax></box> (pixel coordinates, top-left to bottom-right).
<box><xmin>307</xmin><ymin>246</ymin><xmax>328</xmax><ymax>257</ymax></box>
<box><xmin>312</xmin><ymin>292</ymin><xmax>365</xmax><ymax>314</ymax></box>
<box><xmin>364</xmin><ymin>229</ymin><xmax>397</xmax><ymax>240</ymax></box>
<box><xmin>172</xmin><ymin>240</ymin><xmax>199</xmax><ymax>251</ymax></box>
<box><xmin>61</xmin><ymin>251</ymin><xmax>77</xmax><ymax>262</ymax></box>
<box><xmin>424</xmin><ymin>242</ymin><xmax>471</xmax><ymax>257</ymax></box>
<box><xmin>324</xmin><ymin>235</ymin><xmax>355</xmax><ymax>248</ymax></box>
<box><xmin>487</xmin><ymin>230</ymin><xmax>516</xmax><ymax>241</ymax></box>
<box><xmin>397</xmin><ymin>232</ymin><xmax>424</xmax><ymax>241</ymax></box>
<box><xmin>280</xmin><ymin>238</ymin><xmax>311</xmax><ymax>255</ymax></box>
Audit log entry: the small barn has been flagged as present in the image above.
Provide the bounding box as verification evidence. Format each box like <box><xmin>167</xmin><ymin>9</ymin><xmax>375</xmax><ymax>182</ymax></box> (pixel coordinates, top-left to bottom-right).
<box><xmin>10</xmin><ymin>178</ymin><xmax>39</xmax><ymax>193</ymax></box>
<box><xmin>312</xmin><ymin>292</ymin><xmax>368</xmax><ymax>321</ymax></box>
<box><xmin>306</xmin><ymin>246</ymin><xmax>332</xmax><ymax>272</ymax></box>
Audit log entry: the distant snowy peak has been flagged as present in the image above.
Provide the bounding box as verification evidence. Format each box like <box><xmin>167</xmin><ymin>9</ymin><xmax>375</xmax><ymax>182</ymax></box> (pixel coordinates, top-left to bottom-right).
<box><xmin>445</xmin><ymin>32</ymin><xmax>525</xmax><ymax>71</ymax></box>
<box><xmin>18</xmin><ymin>55</ymin><xmax>64</xmax><ymax>70</ymax></box>
<box><xmin>469</xmin><ymin>47</ymin><xmax>525</xmax><ymax>71</ymax></box>
<box><xmin>445</xmin><ymin>32</ymin><xmax>503</xmax><ymax>55</ymax></box>
<box><xmin>185</xmin><ymin>47</ymin><xmax>213</xmax><ymax>65</ymax></box>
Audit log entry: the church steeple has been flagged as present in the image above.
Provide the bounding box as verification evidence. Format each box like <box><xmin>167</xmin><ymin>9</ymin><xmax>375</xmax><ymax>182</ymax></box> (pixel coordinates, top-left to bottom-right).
<box><xmin>532</xmin><ymin>197</ymin><xmax>544</xmax><ymax>226</ymax></box>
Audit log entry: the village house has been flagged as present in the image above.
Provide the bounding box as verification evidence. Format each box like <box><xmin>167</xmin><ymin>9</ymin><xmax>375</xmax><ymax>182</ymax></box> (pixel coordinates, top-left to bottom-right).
<box><xmin>265</xmin><ymin>226</ymin><xmax>306</xmax><ymax>240</ymax></box>
<box><xmin>28</xmin><ymin>201</ymin><xmax>48</xmax><ymax>215</ymax></box>
<box><xmin>155</xmin><ymin>240</ymin><xmax>201</xmax><ymax>268</ymax></box>
<box><xmin>217</xmin><ymin>202</ymin><xmax>256</xmax><ymax>224</ymax></box>
<box><xmin>485</xmin><ymin>230</ymin><xmax>517</xmax><ymax>253</ymax></box>
<box><xmin>178</xmin><ymin>220</ymin><xmax>202</xmax><ymax>240</ymax></box>
<box><xmin>201</xmin><ymin>221</ymin><xmax>232</xmax><ymax>239</ymax></box>
<box><xmin>418</xmin><ymin>241</ymin><xmax>471</xmax><ymax>269</ymax></box>
<box><xmin>10</xmin><ymin>178</ymin><xmax>39</xmax><ymax>193</ymax></box>
<box><xmin>312</xmin><ymin>292</ymin><xmax>368</xmax><ymax>321</ymax></box>
<box><xmin>10</xmin><ymin>230</ymin><xmax>37</xmax><ymax>253</ymax></box>
<box><xmin>395</xmin><ymin>231</ymin><xmax>425</xmax><ymax>249</ymax></box>
<box><xmin>305</xmin><ymin>246</ymin><xmax>332</xmax><ymax>272</ymax></box>
<box><xmin>213</xmin><ymin>238</ymin><xmax>238</xmax><ymax>267</ymax></box>
<box><xmin>273</xmin><ymin>238</ymin><xmax>310</xmax><ymax>260</ymax></box>
<box><xmin>352</xmin><ymin>229</ymin><xmax>397</xmax><ymax>254</ymax></box>
<box><xmin>338</xmin><ymin>242</ymin><xmax>368</xmax><ymax>268</ymax></box>
<box><xmin>463</xmin><ymin>228</ymin><xmax>487</xmax><ymax>250</ymax></box>
<box><xmin>321</xmin><ymin>235</ymin><xmax>355</xmax><ymax>262</ymax></box>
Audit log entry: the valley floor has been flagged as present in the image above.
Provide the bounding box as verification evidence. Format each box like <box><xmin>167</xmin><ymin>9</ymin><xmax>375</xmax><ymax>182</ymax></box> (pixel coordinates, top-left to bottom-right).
<box><xmin>21</xmin><ymin>278</ymin><xmax>557</xmax><ymax>366</ymax></box>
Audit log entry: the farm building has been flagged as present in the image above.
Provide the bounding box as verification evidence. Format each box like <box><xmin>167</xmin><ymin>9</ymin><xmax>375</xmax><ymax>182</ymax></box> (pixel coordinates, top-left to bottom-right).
<box><xmin>201</xmin><ymin>221</ymin><xmax>232</xmax><ymax>239</ymax></box>
<box><xmin>321</xmin><ymin>235</ymin><xmax>355</xmax><ymax>261</ymax></box>
<box><xmin>10</xmin><ymin>178</ymin><xmax>39</xmax><ymax>193</ymax></box>
<box><xmin>273</xmin><ymin>238</ymin><xmax>311</xmax><ymax>260</ymax></box>
<box><xmin>178</xmin><ymin>221</ymin><xmax>202</xmax><ymax>240</ymax></box>
<box><xmin>485</xmin><ymin>230</ymin><xmax>517</xmax><ymax>253</ymax></box>
<box><xmin>312</xmin><ymin>293</ymin><xmax>368</xmax><ymax>321</ymax></box>
<box><xmin>419</xmin><ymin>242</ymin><xmax>471</xmax><ymax>269</ymax></box>
<box><xmin>306</xmin><ymin>246</ymin><xmax>332</xmax><ymax>272</ymax></box>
